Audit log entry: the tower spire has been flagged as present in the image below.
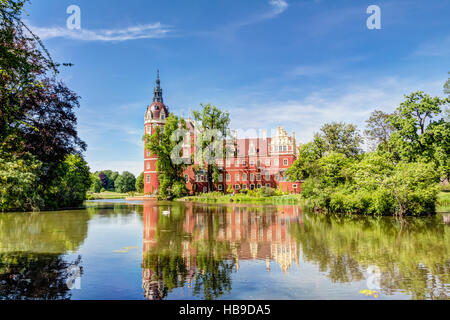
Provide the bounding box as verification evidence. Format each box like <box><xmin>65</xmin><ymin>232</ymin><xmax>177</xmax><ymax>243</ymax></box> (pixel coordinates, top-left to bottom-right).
<box><xmin>153</xmin><ymin>70</ymin><xmax>163</xmax><ymax>103</ymax></box>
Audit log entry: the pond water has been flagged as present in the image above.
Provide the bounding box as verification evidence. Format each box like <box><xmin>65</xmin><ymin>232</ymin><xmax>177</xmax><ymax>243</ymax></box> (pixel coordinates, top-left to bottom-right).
<box><xmin>0</xmin><ymin>200</ymin><xmax>448</xmax><ymax>300</ymax></box>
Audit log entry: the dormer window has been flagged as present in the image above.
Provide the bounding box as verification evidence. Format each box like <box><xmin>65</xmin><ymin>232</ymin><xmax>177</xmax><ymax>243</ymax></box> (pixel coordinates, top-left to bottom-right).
<box><xmin>161</xmin><ymin>113</ymin><xmax>165</xmax><ymax>120</ymax></box>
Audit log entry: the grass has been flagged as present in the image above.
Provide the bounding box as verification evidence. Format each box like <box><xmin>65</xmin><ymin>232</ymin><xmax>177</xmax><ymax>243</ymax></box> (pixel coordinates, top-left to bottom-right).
<box><xmin>178</xmin><ymin>192</ymin><xmax>304</xmax><ymax>205</ymax></box>
<box><xmin>86</xmin><ymin>191</ymin><xmax>144</xmax><ymax>200</ymax></box>
<box><xmin>436</xmin><ymin>191</ymin><xmax>450</xmax><ymax>212</ymax></box>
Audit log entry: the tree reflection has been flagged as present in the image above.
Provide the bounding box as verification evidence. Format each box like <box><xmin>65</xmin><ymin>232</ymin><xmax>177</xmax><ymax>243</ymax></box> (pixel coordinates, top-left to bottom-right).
<box><xmin>0</xmin><ymin>253</ymin><xmax>82</xmax><ymax>300</ymax></box>
<box><xmin>289</xmin><ymin>213</ymin><xmax>449</xmax><ymax>299</ymax></box>
<box><xmin>0</xmin><ymin>210</ymin><xmax>90</xmax><ymax>299</ymax></box>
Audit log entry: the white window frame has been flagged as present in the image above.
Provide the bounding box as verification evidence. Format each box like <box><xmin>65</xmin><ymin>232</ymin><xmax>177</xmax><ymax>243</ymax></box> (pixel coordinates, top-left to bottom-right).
<box><xmin>242</xmin><ymin>173</ymin><xmax>247</xmax><ymax>181</ymax></box>
<box><xmin>235</xmin><ymin>159</ymin><xmax>240</xmax><ymax>167</ymax></box>
<box><xmin>283</xmin><ymin>159</ymin><xmax>288</xmax><ymax>166</ymax></box>
<box><xmin>265</xmin><ymin>159</ymin><xmax>270</xmax><ymax>166</ymax></box>
<box><xmin>235</xmin><ymin>184</ymin><xmax>240</xmax><ymax>190</ymax></box>
<box><xmin>250</xmin><ymin>173</ymin><xmax>255</xmax><ymax>181</ymax></box>
<box><xmin>235</xmin><ymin>173</ymin><xmax>240</xmax><ymax>182</ymax></box>
<box><xmin>250</xmin><ymin>159</ymin><xmax>255</xmax><ymax>166</ymax></box>
<box><xmin>218</xmin><ymin>184</ymin><xmax>223</xmax><ymax>191</ymax></box>
<box><xmin>226</xmin><ymin>174</ymin><xmax>231</xmax><ymax>182</ymax></box>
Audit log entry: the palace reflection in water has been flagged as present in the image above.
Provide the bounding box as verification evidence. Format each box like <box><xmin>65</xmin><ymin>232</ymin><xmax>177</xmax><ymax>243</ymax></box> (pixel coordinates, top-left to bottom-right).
<box><xmin>142</xmin><ymin>202</ymin><xmax>303</xmax><ymax>300</ymax></box>
<box><xmin>0</xmin><ymin>201</ymin><xmax>448</xmax><ymax>300</ymax></box>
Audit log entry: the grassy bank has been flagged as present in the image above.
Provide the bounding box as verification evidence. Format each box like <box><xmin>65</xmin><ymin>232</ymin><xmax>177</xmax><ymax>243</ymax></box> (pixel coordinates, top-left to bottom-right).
<box><xmin>179</xmin><ymin>192</ymin><xmax>304</xmax><ymax>205</ymax></box>
<box><xmin>178</xmin><ymin>191</ymin><xmax>450</xmax><ymax>212</ymax></box>
<box><xmin>437</xmin><ymin>191</ymin><xmax>450</xmax><ymax>212</ymax></box>
<box><xmin>86</xmin><ymin>191</ymin><xmax>144</xmax><ymax>200</ymax></box>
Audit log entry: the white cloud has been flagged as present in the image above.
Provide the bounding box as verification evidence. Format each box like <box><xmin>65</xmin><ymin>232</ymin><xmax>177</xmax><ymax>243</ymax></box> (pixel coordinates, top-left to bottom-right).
<box><xmin>227</xmin><ymin>77</ymin><xmax>445</xmax><ymax>144</ymax></box>
<box><xmin>29</xmin><ymin>22</ymin><xmax>171</xmax><ymax>41</ymax></box>
<box><xmin>414</xmin><ymin>36</ymin><xmax>450</xmax><ymax>57</ymax></box>
<box><xmin>267</xmin><ymin>0</ymin><xmax>289</xmax><ymax>17</ymax></box>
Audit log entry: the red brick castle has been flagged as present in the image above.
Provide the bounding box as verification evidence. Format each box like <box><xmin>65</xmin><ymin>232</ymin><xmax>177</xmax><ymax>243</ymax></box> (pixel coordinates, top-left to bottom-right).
<box><xmin>144</xmin><ymin>72</ymin><xmax>301</xmax><ymax>194</ymax></box>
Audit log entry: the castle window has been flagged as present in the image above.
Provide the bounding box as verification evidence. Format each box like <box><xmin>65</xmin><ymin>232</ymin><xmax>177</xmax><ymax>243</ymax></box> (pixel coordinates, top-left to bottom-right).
<box><xmin>185</xmin><ymin>174</ymin><xmax>189</xmax><ymax>183</ymax></box>
<box><xmin>293</xmin><ymin>184</ymin><xmax>298</xmax><ymax>189</ymax></box>
<box><xmin>235</xmin><ymin>184</ymin><xmax>240</xmax><ymax>190</ymax></box>
<box><xmin>256</xmin><ymin>174</ymin><xmax>261</xmax><ymax>181</ymax></box>
<box><xmin>266</xmin><ymin>183</ymin><xmax>271</xmax><ymax>188</ymax></box>
<box><xmin>274</xmin><ymin>159</ymin><xmax>279</xmax><ymax>166</ymax></box>
<box><xmin>242</xmin><ymin>184</ymin><xmax>247</xmax><ymax>190</ymax></box>
<box><xmin>235</xmin><ymin>174</ymin><xmax>240</xmax><ymax>182</ymax></box>
<box><xmin>226</xmin><ymin>174</ymin><xmax>231</xmax><ymax>182</ymax></box>
<box><xmin>161</xmin><ymin>113</ymin><xmax>165</xmax><ymax>120</ymax></box>
<box><xmin>146</xmin><ymin>175</ymin><xmax>150</xmax><ymax>183</ymax></box>
<box><xmin>242</xmin><ymin>173</ymin><xmax>247</xmax><ymax>181</ymax></box>
<box><xmin>242</xmin><ymin>160</ymin><xmax>247</xmax><ymax>166</ymax></box>
<box><xmin>265</xmin><ymin>173</ymin><xmax>270</xmax><ymax>180</ymax></box>
<box><xmin>218</xmin><ymin>175</ymin><xmax>223</xmax><ymax>182</ymax></box>
<box><xmin>218</xmin><ymin>184</ymin><xmax>223</xmax><ymax>191</ymax></box>
<box><xmin>283</xmin><ymin>159</ymin><xmax>288</xmax><ymax>166</ymax></box>
<box><xmin>250</xmin><ymin>159</ymin><xmax>255</xmax><ymax>166</ymax></box>
<box><xmin>257</xmin><ymin>184</ymin><xmax>261</xmax><ymax>189</ymax></box>
<box><xmin>146</xmin><ymin>162</ymin><xmax>150</xmax><ymax>170</ymax></box>
<box><xmin>226</xmin><ymin>159</ymin><xmax>231</xmax><ymax>167</ymax></box>
<box><xmin>250</xmin><ymin>173</ymin><xmax>254</xmax><ymax>181</ymax></box>
<box><xmin>265</xmin><ymin>159</ymin><xmax>270</xmax><ymax>166</ymax></box>
<box><xmin>235</xmin><ymin>159</ymin><xmax>239</xmax><ymax>167</ymax></box>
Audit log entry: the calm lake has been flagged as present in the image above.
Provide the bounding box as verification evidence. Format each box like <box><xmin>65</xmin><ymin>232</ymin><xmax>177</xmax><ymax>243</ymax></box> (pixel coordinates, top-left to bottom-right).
<box><xmin>0</xmin><ymin>200</ymin><xmax>448</xmax><ymax>300</ymax></box>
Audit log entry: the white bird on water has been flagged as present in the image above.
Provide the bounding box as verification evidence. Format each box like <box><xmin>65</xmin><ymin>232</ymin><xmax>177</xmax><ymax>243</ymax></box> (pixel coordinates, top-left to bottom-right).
<box><xmin>162</xmin><ymin>210</ymin><xmax>170</xmax><ymax>216</ymax></box>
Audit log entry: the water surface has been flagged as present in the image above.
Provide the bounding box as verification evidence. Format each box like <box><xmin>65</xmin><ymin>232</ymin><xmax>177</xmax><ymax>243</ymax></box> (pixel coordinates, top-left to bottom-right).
<box><xmin>0</xmin><ymin>200</ymin><xmax>448</xmax><ymax>300</ymax></box>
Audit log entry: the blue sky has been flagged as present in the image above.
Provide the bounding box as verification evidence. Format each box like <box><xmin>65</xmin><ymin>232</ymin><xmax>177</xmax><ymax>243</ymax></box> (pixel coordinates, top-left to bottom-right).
<box><xmin>24</xmin><ymin>0</ymin><xmax>450</xmax><ymax>175</ymax></box>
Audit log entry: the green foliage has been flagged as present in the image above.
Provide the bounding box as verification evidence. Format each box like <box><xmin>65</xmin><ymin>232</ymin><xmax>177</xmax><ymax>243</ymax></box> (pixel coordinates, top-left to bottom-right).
<box><xmin>192</xmin><ymin>103</ymin><xmax>230</xmax><ymax>192</ymax></box>
<box><xmin>316</xmin><ymin>122</ymin><xmax>362</xmax><ymax>158</ymax></box>
<box><xmin>144</xmin><ymin>114</ymin><xmax>188</xmax><ymax>200</ymax></box>
<box><xmin>388</xmin><ymin>91</ymin><xmax>450</xmax><ymax>180</ymax></box>
<box><xmin>0</xmin><ymin>153</ymin><xmax>91</xmax><ymax>211</ymax></box>
<box><xmin>364</xmin><ymin>110</ymin><xmax>394</xmax><ymax>152</ymax></box>
<box><xmin>302</xmin><ymin>151</ymin><xmax>440</xmax><ymax>216</ymax></box>
<box><xmin>0</xmin><ymin>153</ymin><xmax>43</xmax><ymax>211</ymax></box>
<box><xmin>43</xmin><ymin>154</ymin><xmax>91</xmax><ymax>209</ymax></box>
<box><xmin>90</xmin><ymin>173</ymin><xmax>102</xmax><ymax>193</ymax></box>
<box><xmin>135</xmin><ymin>172</ymin><xmax>144</xmax><ymax>193</ymax></box>
<box><xmin>114</xmin><ymin>171</ymin><xmax>136</xmax><ymax>193</ymax></box>
<box><xmin>226</xmin><ymin>184</ymin><xmax>233</xmax><ymax>194</ymax></box>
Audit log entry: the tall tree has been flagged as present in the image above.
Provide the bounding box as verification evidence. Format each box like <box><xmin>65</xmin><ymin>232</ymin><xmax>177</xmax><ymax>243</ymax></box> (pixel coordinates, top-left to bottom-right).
<box><xmin>364</xmin><ymin>110</ymin><xmax>394</xmax><ymax>152</ymax></box>
<box><xmin>135</xmin><ymin>172</ymin><xmax>144</xmax><ymax>193</ymax></box>
<box><xmin>444</xmin><ymin>71</ymin><xmax>450</xmax><ymax>96</ymax></box>
<box><xmin>144</xmin><ymin>114</ymin><xmax>188</xmax><ymax>199</ymax></box>
<box><xmin>316</xmin><ymin>122</ymin><xmax>362</xmax><ymax>158</ymax></box>
<box><xmin>192</xmin><ymin>104</ymin><xmax>230</xmax><ymax>192</ymax></box>
<box><xmin>115</xmin><ymin>171</ymin><xmax>136</xmax><ymax>193</ymax></box>
<box><xmin>388</xmin><ymin>91</ymin><xmax>450</xmax><ymax>180</ymax></box>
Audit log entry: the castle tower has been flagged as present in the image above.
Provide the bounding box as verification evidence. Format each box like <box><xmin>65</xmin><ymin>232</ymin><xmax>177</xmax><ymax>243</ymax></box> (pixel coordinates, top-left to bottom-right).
<box><xmin>144</xmin><ymin>71</ymin><xmax>169</xmax><ymax>194</ymax></box>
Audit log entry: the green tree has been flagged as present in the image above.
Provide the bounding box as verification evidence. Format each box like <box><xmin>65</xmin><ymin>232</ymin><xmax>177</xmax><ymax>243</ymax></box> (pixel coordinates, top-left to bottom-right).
<box><xmin>90</xmin><ymin>173</ymin><xmax>102</xmax><ymax>193</ymax></box>
<box><xmin>45</xmin><ymin>154</ymin><xmax>91</xmax><ymax>209</ymax></box>
<box><xmin>286</xmin><ymin>142</ymin><xmax>321</xmax><ymax>181</ymax></box>
<box><xmin>135</xmin><ymin>172</ymin><xmax>144</xmax><ymax>193</ymax></box>
<box><xmin>144</xmin><ymin>114</ymin><xmax>188</xmax><ymax>199</ymax></box>
<box><xmin>364</xmin><ymin>110</ymin><xmax>394</xmax><ymax>152</ymax></box>
<box><xmin>444</xmin><ymin>71</ymin><xmax>449</xmax><ymax>96</ymax></box>
<box><xmin>0</xmin><ymin>152</ymin><xmax>43</xmax><ymax>211</ymax></box>
<box><xmin>193</xmin><ymin>104</ymin><xmax>230</xmax><ymax>192</ymax></box>
<box><xmin>316</xmin><ymin>122</ymin><xmax>362</xmax><ymax>158</ymax></box>
<box><xmin>388</xmin><ymin>91</ymin><xmax>450</xmax><ymax>180</ymax></box>
<box><xmin>115</xmin><ymin>171</ymin><xmax>137</xmax><ymax>193</ymax></box>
